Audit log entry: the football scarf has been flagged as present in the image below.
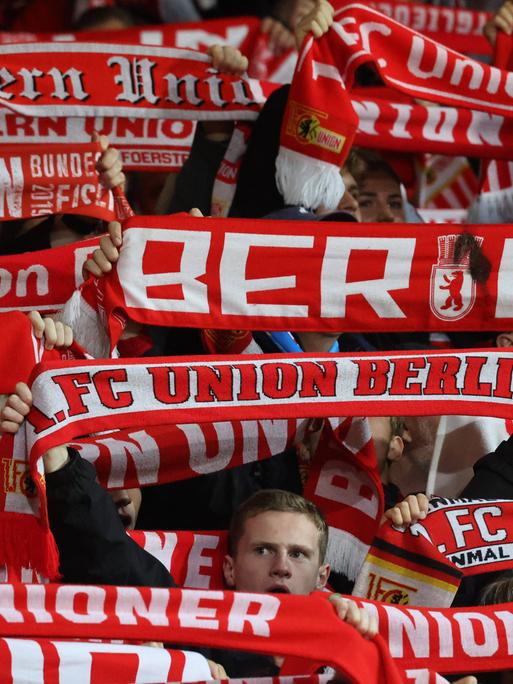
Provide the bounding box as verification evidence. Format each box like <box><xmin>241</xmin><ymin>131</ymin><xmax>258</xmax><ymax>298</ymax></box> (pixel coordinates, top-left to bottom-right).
<box><xmin>0</xmin><ymin>41</ymin><xmax>274</xmax><ymax>120</ymax></box>
<box><xmin>416</xmin><ymin>154</ymin><xmax>479</xmax><ymax>211</ymax></box>
<box><xmin>304</xmin><ymin>417</ymin><xmax>383</xmax><ymax>580</ymax></box>
<box><xmin>5</xmin><ymin>93</ymin><xmax>513</xmax><ymax>176</ymax></box>
<box><xmin>354</xmin><ymin>497</ymin><xmax>513</xmax><ymax>607</ymax></box>
<box><xmin>64</xmin><ymin>217</ymin><xmax>513</xmax><ymax>346</ymax></box>
<box><xmin>0</xmin><ymin>584</ymin><xmax>512</xmax><ymax>676</ymax></box>
<box><xmin>0</xmin><ymin>4</ymin><xmax>484</xmax><ymax>56</ymax></box>
<box><xmin>0</xmin><ymin>142</ymin><xmax>132</xmax><ymax>221</ymax></box>
<box><xmin>275</xmin><ymin>3</ymin><xmax>513</xmax><ymax>210</ymax></box>
<box><xmin>0</xmin><ymin>639</ymin><xmax>211</xmax><ymax>684</ymax></box>
<box><xmin>365</xmin><ymin>0</ymin><xmax>491</xmax><ymax>56</ymax></box>
<box><xmin>468</xmin><ymin>31</ymin><xmax>513</xmax><ymax>224</ymax></box>
<box><xmin>3</xmin><ymin>348</ymin><xmax>513</xmax><ymax>579</ymax></box>
<box><xmin>0</xmin><ymin>235</ymin><xmax>100</xmax><ymax>314</ymax></box>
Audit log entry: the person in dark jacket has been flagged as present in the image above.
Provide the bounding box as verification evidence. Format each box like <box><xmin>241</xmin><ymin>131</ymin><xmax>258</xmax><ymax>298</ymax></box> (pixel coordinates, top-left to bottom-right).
<box><xmin>0</xmin><ymin>377</ymin><xmax>176</xmax><ymax>588</ymax></box>
<box><xmin>45</xmin><ymin>445</ymin><xmax>175</xmax><ymax>588</ymax></box>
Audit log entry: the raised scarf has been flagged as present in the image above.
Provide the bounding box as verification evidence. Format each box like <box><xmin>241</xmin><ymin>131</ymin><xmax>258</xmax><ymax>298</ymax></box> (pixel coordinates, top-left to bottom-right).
<box><xmin>0</xmin><ymin>142</ymin><xmax>132</xmax><ymax>220</ymax></box>
<box><xmin>0</xmin><ymin>638</ymin><xmax>211</xmax><ymax>684</ymax></box>
<box><xmin>354</xmin><ymin>497</ymin><xmax>513</xmax><ymax>607</ymax></box>
<box><xmin>0</xmin><ymin>40</ymin><xmax>274</xmax><ymax>120</ymax></box>
<box><xmin>0</xmin><ymin>583</ymin><xmax>512</xmax><ymax>676</ymax></box>
<box><xmin>365</xmin><ymin>1</ymin><xmax>491</xmax><ymax>56</ymax></box>
<box><xmin>63</xmin><ymin>217</ymin><xmax>513</xmax><ymax>349</ymax></box>
<box><xmin>0</xmin><ymin>4</ymin><xmax>486</xmax><ymax>56</ymax></box>
<box><xmin>0</xmin><ymin>235</ymin><xmax>99</xmax><ymax>314</ymax></box>
<box><xmin>274</xmin><ymin>3</ymin><xmax>513</xmax><ymax>210</ymax></box>
<box><xmin>3</xmin><ymin>348</ymin><xmax>513</xmax><ymax>579</ymax></box>
<box><xmin>468</xmin><ymin>32</ymin><xmax>513</xmax><ymax>224</ymax></box>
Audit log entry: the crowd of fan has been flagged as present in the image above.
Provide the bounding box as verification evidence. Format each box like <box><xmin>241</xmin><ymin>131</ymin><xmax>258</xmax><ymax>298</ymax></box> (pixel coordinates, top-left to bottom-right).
<box><xmin>2</xmin><ymin>0</ymin><xmax>513</xmax><ymax>682</ymax></box>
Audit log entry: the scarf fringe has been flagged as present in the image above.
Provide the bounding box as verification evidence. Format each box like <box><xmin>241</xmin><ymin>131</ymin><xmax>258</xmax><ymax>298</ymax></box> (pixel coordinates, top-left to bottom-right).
<box><xmin>466</xmin><ymin>188</ymin><xmax>513</xmax><ymax>224</ymax></box>
<box><xmin>275</xmin><ymin>147</ymin><xmax>344</xmax><ymax>211</ymax></box>
<box><xmin>326</xmin><ymin>526</ymin><xmax>369</xmax><ymax>580</ymax></box>
<box><xmin>58</xmin><ymin>289</ymin><xmax>112</xmax><ymax>359</ymax></box>
<box><xmin>0</xmin><ymin>513</ymin><xmax>60</xmax><ymax>580</ymax></box>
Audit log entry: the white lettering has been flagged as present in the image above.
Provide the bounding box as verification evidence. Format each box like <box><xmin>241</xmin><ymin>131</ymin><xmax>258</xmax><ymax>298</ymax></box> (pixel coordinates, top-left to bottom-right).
<box><xmin>385</xmin><ymin>606</ymin><xmax>430</xmax><ymax>658</ymax></box>
<box><xmin>118</xmin><ymin>228</ymin><xmax>210</xmax><ymax>313</ymax></box>
<box><xmin>55</xmin><ymin>585</ymin><xmax>106</xmax><ymax>624</ymax></box>
<box><xmin>179</xmin><ymin>589</ymin><xmax>222</xmax><ymax>629</ymax></box>
<box><xmin>407</xmin><ymin>36</ymin><xmax>448</xmax><ymax>79</ymax></box>
<box><xmin>473</xmin><ymin>506</ymin><xmax>507</xmax><ymax>543</ymax></box>
<box><xmin>184</xmin><ymin>535</ymin><xmax>220</xmax><ymax>589</ymax></box>
<box><xmin>116</xmin><ymin>587</ymin><xmax>169</xmax><ymax>625</ymax></box>
<box><xmin>496</xmin><ymin>239</ymin><xmax>513</xmax><ymax>317</ymax></box>
<box><xmin>320</xmin><ymin>237</ymin><xmax>415</xmax><ymax>318</ymax></box>
<box><xmin>0</xmin><ymin>155</ymin><xmax>23</xmax><ymax>217</ymax></box>
<box><xmin>228</xmin><ymin>593</ymin><xmax>280</xmax><ymax>637</ymax></box>
<box><xmin>315</xmin><ymin>458</ymin><xmax>379</xmax><ymax>519</ymax></box>
<box><xmin>220</xmin><ymin>233</ymin><xmax>312</xmax><ymax>317</ymax></box>
<box><xmin>454</xmin><ymin>613</ymin><xmax>499</xmax><ymax>657</ymax></box>
<box><xmin>186</xmin><ymin>422</ymin><xmax>234</xmax><ymax>475</ymax></box>
<box><xmin>445</xmin><ymin>509</ymin><xmax>473</xmax><ymax>548</ymax></box>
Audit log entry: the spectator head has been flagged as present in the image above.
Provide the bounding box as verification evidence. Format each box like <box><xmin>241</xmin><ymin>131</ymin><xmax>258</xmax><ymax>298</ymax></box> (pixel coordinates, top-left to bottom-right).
<box><xmin>353</xmin><ymin>149</ymin><xmax>405</xmax><ymax>223</ymax></box>
<box><xmin>316</xmin><ymin>151</ymin><xmax>364</xmax><ymax>221</ymax></box>
<box><xmin>368</xmin><ymin>416</ymin><xmax>407</xmax><ymax>483</ymax></box>
<box><xmin>73</xmin><ymin>7</ymin><xmax>136</xmax><ymax>31</ymax></box>
<box><xmin>224</xmin><ymin>489</ymin><xmax>329</xmax><ymax>595</ymax></box>
<box><xmin>109</xmin><ymin>488</ymin><xmax>142</xmax><ymax>530</ymax></box>
<box><xmin>497</xmin><ymin>332</ymin><xmax>513</xmax><ymax>347</ymax></box>
<box><xmin>479</xmin><ymin>572</ymin><xmax>513</xmax><ymax>605</ymax></box>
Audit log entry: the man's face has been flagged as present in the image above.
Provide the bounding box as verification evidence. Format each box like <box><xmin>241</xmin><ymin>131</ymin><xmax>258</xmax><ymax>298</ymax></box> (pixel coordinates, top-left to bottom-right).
<box><xmin>223</xmin><ymin>510</ymin><xmax>329</xmax><ymax>595</ymax></box>
<box><xmin>338</xmin><ymin>168</ymin><xmax>362</xmax><ymax>221</ymax></box>
<box><xmin>109</xmin><ymin>488</ymin><xmax>142</xmax><ymax>530</ymax></box>
<box><xmin>358</xmin><ymin>167</ymin><xmax>405</xmax><ymax>222</ymax></box>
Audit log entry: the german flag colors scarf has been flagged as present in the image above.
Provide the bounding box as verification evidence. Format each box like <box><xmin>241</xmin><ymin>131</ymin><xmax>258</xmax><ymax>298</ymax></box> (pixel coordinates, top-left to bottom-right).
<box><xmin>354</xmin><ymin>497</ymin><xmax>513</xmax><ymax>607</ymax></box>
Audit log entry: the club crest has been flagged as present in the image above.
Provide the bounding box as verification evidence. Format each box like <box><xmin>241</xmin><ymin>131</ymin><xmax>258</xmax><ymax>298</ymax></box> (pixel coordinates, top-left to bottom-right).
<box><xmin>430</xmin><ymin>234</ymin><xmax>482</xmax><ymax>321</ymax></box>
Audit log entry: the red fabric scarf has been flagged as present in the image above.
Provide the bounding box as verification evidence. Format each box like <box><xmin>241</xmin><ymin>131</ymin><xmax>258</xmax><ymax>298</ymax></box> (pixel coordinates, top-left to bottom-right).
<box><xmin>275</xmin><ymin>3</ymin><xmax>513</xmax><ymax>210</ymax></box>
<box><xmin>354</xmin><ymin>497</ymin><xmax>513</xmax><ymax>607</ymax></box>
<box><xmin>67</xmin><ymin>217</ymin><xmax>513</xmax><ymax>342</ymax></box>
<box><xmin>71</xmin><ymin>419</ymin><xmax>306</xmax><ymax>491</ymax></box>
<box><xmin>0</xmin><ymin>584</ymin><xmax>511</xmax><ymax>676</ymax></box>
<box><xmin>5</xmin><ymin>94</ymin><xmax>513</xmax><ymax>175</ymax></box>
<box><xmin>0</xmin><ymin>41</ymin><xmax>274</xmax><ymax>120</ymax></box>
<box><xmin>0</xmin><ymin>638</ymin><xmax>210</xmax><ymax>683</ymax></box>
<box><xmin>0</xmin><ymin>6</ymin><xmax>484</xmax><ymax>56</ymax></box>
<box><xmin>365</xmin><ymin>0</ymin><xmax>491</xmax><ymax>55</ymax></box>
<box><xmin>0</xmin><ymin>142</ymin><xmax>132</xmax><ymax>220</ymax></box>
<box><xmin>2</xmin><ymin>349</ymin><xmax>513</xmax><ymax>579</ymax></box>
<box><xmin>470</xmin><ymin>32</ymin><xmax>513</xmax><ymax>224</ymax></box>
<box><xmin>0</xmin><ymin>236</ymin><xmax>99</xmax><ymax>314</ymax></box>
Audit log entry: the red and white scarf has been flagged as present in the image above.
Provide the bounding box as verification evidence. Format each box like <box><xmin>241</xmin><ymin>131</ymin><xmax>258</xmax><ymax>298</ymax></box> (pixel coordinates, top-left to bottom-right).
<box><xmin>0</xmin><ymin>41</ymin><xmax>274</xmax><ymax>120</ymax></box>
<box><xmin>354</xmin><ymin>497</ymin><xmax>513</xmax><ymax>607</ymax></box>
<box><xmin>0</xmin><ymin>142</ymin><xmax>132</xmax><ymax>220</ymax></box>
<box><xmin>5</xmin><ymin>92</ymin><xmax>513</xmax><ymax>176</ymax></box>
<box><xmin>469</xmin><ymin>31</ymin><xmax>513</xmax><ymax>224</ymax></box>
<box><xmin>3</xmin><ymin>348</ymin><xmax>513</xmax><ymax>579</ymax></box>
<box><xmin>0</xmin><ymin>583</ymin><xmax>512</xmax><ymax>676</ymax></box>
<box><xmin>0</xmin><ymin>638</ymin><xmax>211</xmax><ymax>684</ymax></box>
<box><xmin>365</xmin><ymin>0</ymin><xmax>491</xmax><ymax>56</ymax></box>
<box><xmin>275</xmin><ymin>3</ymin><xmax>513</xmax><ymax>210</ymax></box>
<box><xmin>62</xmin><ymin>217</ymin><xmax>513</xmax><ymax>353</ymax></box>
<box><xmin>0</xmin><ymin>236</ymin><xmax>99</xmax><ymax>314</ymax></box>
